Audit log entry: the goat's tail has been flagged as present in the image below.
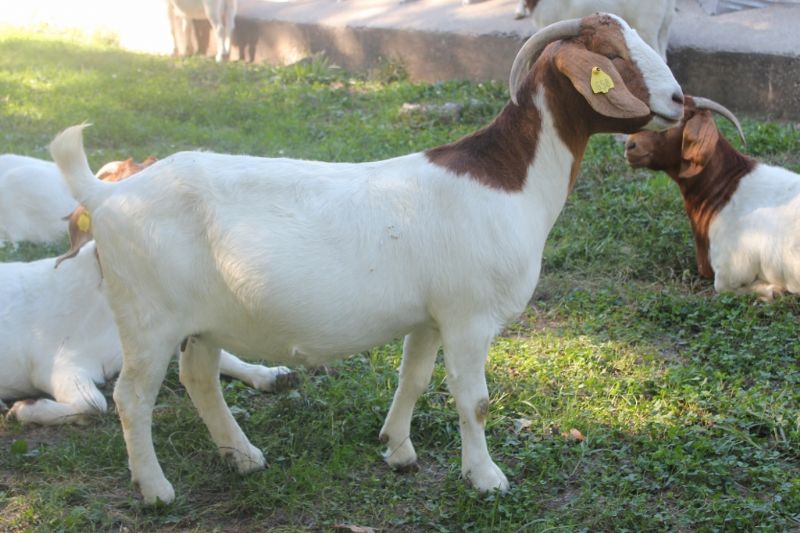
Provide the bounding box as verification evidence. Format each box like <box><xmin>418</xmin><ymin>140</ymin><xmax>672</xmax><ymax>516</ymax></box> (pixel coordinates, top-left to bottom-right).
<box><xmin>49</xmin><ymin>124</ymin><xmax>112</xmax><ymax>211</ymax></box>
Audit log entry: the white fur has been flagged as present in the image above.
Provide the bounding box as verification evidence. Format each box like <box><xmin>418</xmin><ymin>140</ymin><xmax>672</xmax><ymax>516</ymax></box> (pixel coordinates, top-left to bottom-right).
<box><xmin>0</xmin><ymin>155</ymin><xmax>77</xmax><ymax>244</ymax></box>
<box><xmin>1</xmin><ymin>243</ymin><xmax>294</xmax><ymax>425</ymax></box>
<box><xmin>515</xmin><ymin>0</ymin><xmax>675</xmax><ymax>60</ymax></box>
<box><xmin>169</xmin><ymin>0</ymin><xmax>237</xmax><ymax>62</ymax></box>
<box><xmin>49</xmin><ymin>17</ymin><xmax>681</xmax><ymax>504</ymax></box>
<box><xmin>617</xmin><ymin>14</ymin><xmax>683</xmax><ymax>128</ymax></box>
<box><xmin>709</xmin><ymin>163</ymin><xmax>800</xmax><ymax>299</ymax></box>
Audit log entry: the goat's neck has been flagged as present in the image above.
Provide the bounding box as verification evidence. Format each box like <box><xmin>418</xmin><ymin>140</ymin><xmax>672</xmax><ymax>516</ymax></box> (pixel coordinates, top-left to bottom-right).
<box><xmin>666</xmin><ymin>139</ymin><xmax>756</xmax><ymax>278</ymax></box>
<box><xmin>425</xmin><ymin>87</ymin><xmax>589</xmax><ymax>217</ymax></box>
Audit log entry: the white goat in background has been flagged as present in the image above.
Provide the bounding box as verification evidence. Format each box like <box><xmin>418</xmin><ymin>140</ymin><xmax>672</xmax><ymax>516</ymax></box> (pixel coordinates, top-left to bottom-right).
<box><xmin>0</xmin><ymin>155</ymin><xmax>78</xmax><ymax>245</ymax></box>
<box><xmin>51</xmin><ymin>13</ymin><xmax>683</xmax><ymax>504</ymax></box>
<box><xmin>514</xmin><ymin>0</ymin><xmax>676</xmax><ymax>60</ymax></box>
<box><xmin>168</xmin><ymin>0</ymin><xmax>237</xmax><ymax>62</ymax></box>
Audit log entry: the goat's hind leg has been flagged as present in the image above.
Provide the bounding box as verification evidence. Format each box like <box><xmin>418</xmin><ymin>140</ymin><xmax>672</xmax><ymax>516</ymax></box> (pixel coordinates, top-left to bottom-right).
<box><xmin>113</xmin><ymin>332</ymin><xmax>177</xmax><ymax>505</ymax></box>
<box><xmin>380</xmin><ymin>325</ymin><xmax>440</xmax><ymax>471</ymax></box>
<box><xmin>180</xmin><ymin>337</ymin><xmax>265</xmax><ymax>474</ymax></box>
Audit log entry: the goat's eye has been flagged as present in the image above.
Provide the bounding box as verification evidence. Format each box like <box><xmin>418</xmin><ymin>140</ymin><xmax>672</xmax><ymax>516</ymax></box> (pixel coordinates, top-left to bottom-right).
<box><xmin>607</xmin><ymin>54</ymin><xmax>621</xmax><ymax>61</ymax></box>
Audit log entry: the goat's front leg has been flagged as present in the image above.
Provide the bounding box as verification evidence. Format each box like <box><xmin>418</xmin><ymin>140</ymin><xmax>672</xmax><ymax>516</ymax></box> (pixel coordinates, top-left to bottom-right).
<box><xmin>113</xmin><ymin>334</ymin><xmax>176</xmax><ymax>505</ymax></box>
<box><xmin>7</xmin><ymin>371</ymin><xmax>107</xmax><ymax>425</ymax></box>
<box><xmin>211</xmin><ymin>23</ymin><xmax>226</xmax><ymax>62</ymax></box>
<box><xmin>441</xmin><ymin>325</ymin><xmax>508</xmax><ymax>493</ymax></box>
<box><xmin>180</xmin><ymin>17</ymin><xmax>195</xmax><ymax>56</ymax></box>
<box><xmin>513</xmin><ymin>0</ymin><xmax>529</xmax><ymax>19</ymax></box>
<box><xmin>380</xmin><ymin>325</ymin><xmax>440</xmax><ymax>470</ymax></box>
<box><xmin>180</xmin><ymin>338</ymin><xmax>265</xmax><ymax>474</ymax></box>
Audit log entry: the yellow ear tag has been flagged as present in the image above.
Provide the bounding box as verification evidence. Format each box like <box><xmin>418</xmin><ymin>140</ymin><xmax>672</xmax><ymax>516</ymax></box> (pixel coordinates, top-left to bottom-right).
<box><xmin>77</xmin><ymin>211</ymin><xmax>92</xmax><ymax>232</ymax></box>
<box><xmin>591</xmin><ymin>66</ymin><xmax>615</xmax><ymax>94</ymax></box>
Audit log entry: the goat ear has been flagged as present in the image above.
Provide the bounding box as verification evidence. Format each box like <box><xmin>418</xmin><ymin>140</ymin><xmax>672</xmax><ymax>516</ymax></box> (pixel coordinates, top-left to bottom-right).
<box><xmin>553</xmin><ymin>43</ymin><xmax>650</xmax><ymax>120</ymax></box>
<box><xmin>679</xmin><ymin>112</ymin><xmax>719</xmax><ymax>179</ymax></box>
<box><xmin>54</xmin><ymin>207</ymin><xmax>94</xmax><ymax>269</ymax></box>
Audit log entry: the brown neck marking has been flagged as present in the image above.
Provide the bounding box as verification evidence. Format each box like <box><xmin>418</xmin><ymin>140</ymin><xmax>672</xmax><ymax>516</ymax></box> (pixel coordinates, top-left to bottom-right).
<box><xmin>425</xmin><ymin>51</ymin><xmax>594</xmax><ymax>193</ymax></box>
<box><xmin>425</xmin><ymin>95</ymin><xmax>543</xmax><ymax>192</ymax></box>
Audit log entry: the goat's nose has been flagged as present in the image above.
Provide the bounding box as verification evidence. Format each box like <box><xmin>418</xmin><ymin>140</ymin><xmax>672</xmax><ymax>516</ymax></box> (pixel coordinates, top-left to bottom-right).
<box><xmin>626</xmin><ymin>140</ymin><xmax>636</xmax><ymax>150</ymax></box>
<box><xmin>672</xmin><ymin>91</ymin><xmax>684</xmax><ymax>105</ymax></box>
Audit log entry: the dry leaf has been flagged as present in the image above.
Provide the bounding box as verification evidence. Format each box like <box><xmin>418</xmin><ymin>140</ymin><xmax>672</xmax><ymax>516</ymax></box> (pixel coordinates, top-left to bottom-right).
<box><xmin>562</xmin><ymin>428</ymin><xmax>585</xmax><ymax>442</ymax></box>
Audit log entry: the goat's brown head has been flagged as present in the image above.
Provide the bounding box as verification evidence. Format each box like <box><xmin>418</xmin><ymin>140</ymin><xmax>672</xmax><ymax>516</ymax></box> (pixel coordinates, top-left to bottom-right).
<box><xmin>509</xmin><ymin>13</ymin><xmax>684</xmax><ymax>135</ymax></box>
<box><xmin>55</xmin><ymin>156</ymin><xmax>157</xmax><ymax>268</ymax></box>
<box><xmin>625</xmin><ymin>96</ymin><xmax>745</xmax><ymax>179</ymax></box>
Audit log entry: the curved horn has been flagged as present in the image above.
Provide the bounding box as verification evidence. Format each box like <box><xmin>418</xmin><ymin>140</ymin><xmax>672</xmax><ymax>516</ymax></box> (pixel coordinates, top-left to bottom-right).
<box><xmin>509</xmin><ymin>18</ymin><xmax>582</xmax><ymax>106</ymax></box>
<box><xmin>693</xmin><ymin>96</ymin><xmax>746</xmax><ymax>146</ymax></box>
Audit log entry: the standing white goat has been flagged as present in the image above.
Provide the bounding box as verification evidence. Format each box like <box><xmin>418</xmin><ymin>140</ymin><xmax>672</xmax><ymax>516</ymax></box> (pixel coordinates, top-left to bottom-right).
<box><xmin>50</xmin><ymin>13</ymin><xmax>683</xmax><ymax>504</ymax></box>
<box><xmin>1</xmin><ymin>242</ymin><xmax>296</xmax><ymax>425</ymax></box>
<box><xmin>514</xmin><ymin>0</ymin><xmax>676</xmax><ymax>60</ymax></box>
<box><xmin>169</xmin><ymin>0</ymin><xmax>237</xmax><ymax>62</ymax></box>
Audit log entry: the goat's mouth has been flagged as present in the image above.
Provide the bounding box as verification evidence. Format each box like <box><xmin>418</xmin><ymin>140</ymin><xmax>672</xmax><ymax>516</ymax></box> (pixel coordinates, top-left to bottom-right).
<box><xmin>649</xmin><ymin>111</ymin><xmax>682</xmax><ymax>130</ymax></box>
<box><xmin>624</xmin><ymin>152</ymin><xmax>649</xmax><ymax>168</ymax></box>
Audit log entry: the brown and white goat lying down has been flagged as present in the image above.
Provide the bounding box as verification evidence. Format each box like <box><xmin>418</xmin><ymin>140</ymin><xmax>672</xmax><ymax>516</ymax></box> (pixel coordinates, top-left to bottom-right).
<box><xmin>626</xmin><ymin>96</ymin><xmax>800</xmax><ymax>300</ymax></box>
<box><xmin>1</xmin><ymin>158</ymin><xmax>295</xmax><ymax>425</ymax></box>
<box><xmin>50</xmin><ymin>13</ymin><xmax>683</xmax><ymax>504</ymax></box>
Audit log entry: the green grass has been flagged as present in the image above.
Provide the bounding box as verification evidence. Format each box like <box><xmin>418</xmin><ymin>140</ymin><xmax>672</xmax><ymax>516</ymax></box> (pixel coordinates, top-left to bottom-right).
<box><xmin>2</xmin><ymin>28</ymin><xmax>800</xmax><ymax>532</ymax></box>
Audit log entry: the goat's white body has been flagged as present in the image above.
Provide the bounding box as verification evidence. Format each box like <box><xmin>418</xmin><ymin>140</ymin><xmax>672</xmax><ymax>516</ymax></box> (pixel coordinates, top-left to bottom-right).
<box><xmin>50</xmin><ymin>13</ymin><xmax>682</xmax><ymax>504</ymax></box>
<box><xmin>127</xmin><ymin>149</ymin><xmax>561</xmax><ymax>363</ymax></box>
<box><xmin>0</xmin><ymin>244</ymin><xmax>294</xmax><ymax>425</ymax></box>
<box><xmin>169</xmin><ymin>0</ymin><xmax>237</xmax><ymax>62</ymax></box>
<box><xmin>55</xmin><ymin>97</ymin><xmax>572</xmax><ymax>501</ymax></box>
<box><xmin>516</xmin><ymin>0</ymin><xmax>675</xmax><ymax>59</ymax></box>
<box><xmin>0</xmin><ymin>155</ymin><xmax>77</xmax><ymax>244</ymax></box>
<box><xmin>709</xmin><ymin>163</ymin><xmax>800</xmax><ymax>298</ymax></box>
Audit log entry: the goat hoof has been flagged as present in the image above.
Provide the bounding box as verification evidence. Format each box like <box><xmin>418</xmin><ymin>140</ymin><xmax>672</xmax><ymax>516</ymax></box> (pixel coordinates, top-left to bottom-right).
<box><xmin>464</xmin><ymin>461</ymin><xmax>509</xmax><ymax>493</ymax></box>
<box><xmin>137</xmin><ymin>478</ymin><xmax>176</xmax><ymax>506</ymax></box>
<box><xmin>382</xmin><ymin>437</ymin><xmax>418</xmax><ymax>470</ymax></box>
<box><xmin>225</xmin><ymin>444</ymin><xmax>266</xmax><ymax>474</ymax></box>
<box><xmin>6</xmin><ymin>399</ymin><xmax>35</xmax><ymax>422</ymax></box>
<box><xmin>393</xmin><ymin>460</ymin><xmax>420</xmax><ymax>474</ymax></box>
<box><xmin>272</xmin><ymin>370</ymin><xmax>300</xmax><ymax>392</ymax></box>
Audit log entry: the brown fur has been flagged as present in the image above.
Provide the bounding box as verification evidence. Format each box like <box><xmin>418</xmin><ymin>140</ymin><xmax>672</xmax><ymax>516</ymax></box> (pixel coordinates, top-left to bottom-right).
<box><xmin>55</xmin><ymin>157</ymin><xmax>157</xmax><ymax>268</ymax></box>
<box><xmin>625</xmin><ymin>97</ymin><xmax>756</xmax><ymax>278</ymax></box>
<box><xmin>475</xmin><ymin>398</ymin><xmax>489</xmax><ymax>426</ymax></box>
<box><xmin>427</xmin><ymin>14</ymin><xmax>652</xmax><ymax>192</ymax></box>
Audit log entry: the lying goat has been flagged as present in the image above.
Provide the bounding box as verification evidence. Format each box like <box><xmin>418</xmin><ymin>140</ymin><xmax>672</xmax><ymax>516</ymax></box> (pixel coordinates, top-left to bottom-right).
<box><xmin>626</xmin><ymin>96</ymin><xmax>800</xmax><ymax>300</ymax></box>
<box><xmin>1</xmin><ymin>243</ymin><xmax>296</xmax><ymax>425</ymax></box>
<box><xmin>50</xmin><ymin>13</ymin><xmax>683</xmax><ymax>504</ymax></box>
<box><xmin>514</xmin><ymin>0</ymin><xmax>675</xmax><ymax>60</ymax></box>
<box><xmin>169</xmin><ymin>0</ymin><xmax>237</xmax><ymax>62</ymax></box>
<box><xmin>0</xmin><ymin>155</ymin><xmax>78</xmax><ymax>244</ymax></box>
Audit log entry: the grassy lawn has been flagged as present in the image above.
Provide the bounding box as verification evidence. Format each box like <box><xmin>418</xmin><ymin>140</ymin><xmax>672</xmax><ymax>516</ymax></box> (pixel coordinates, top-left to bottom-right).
<box><xmin>1</xmin><ymin>28</ymin><xmax>800</xmax><ymax>532</ymax></box>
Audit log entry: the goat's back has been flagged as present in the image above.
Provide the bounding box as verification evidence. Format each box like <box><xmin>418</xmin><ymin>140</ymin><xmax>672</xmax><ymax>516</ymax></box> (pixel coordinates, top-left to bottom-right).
<box><xmin>90</xmin><ymin>151</ymin><xmax>540</xmax><ymax>365</ymax></box>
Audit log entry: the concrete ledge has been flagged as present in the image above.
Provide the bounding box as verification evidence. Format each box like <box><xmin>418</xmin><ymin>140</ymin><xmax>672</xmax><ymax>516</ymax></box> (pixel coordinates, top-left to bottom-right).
<box><xmin>231</xmin><ymin>18</ymin><xmax>525</xmax><ymax>82</ymax></box>
<box><xmin>669</xmin><ymin>49</ymin><xmax>800</xmax><ymax>120</ymax></box>
<box><xmin>168</xmin><ymin>0</ymin><xmax>800</xmax><ymax>121</ymax></box>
